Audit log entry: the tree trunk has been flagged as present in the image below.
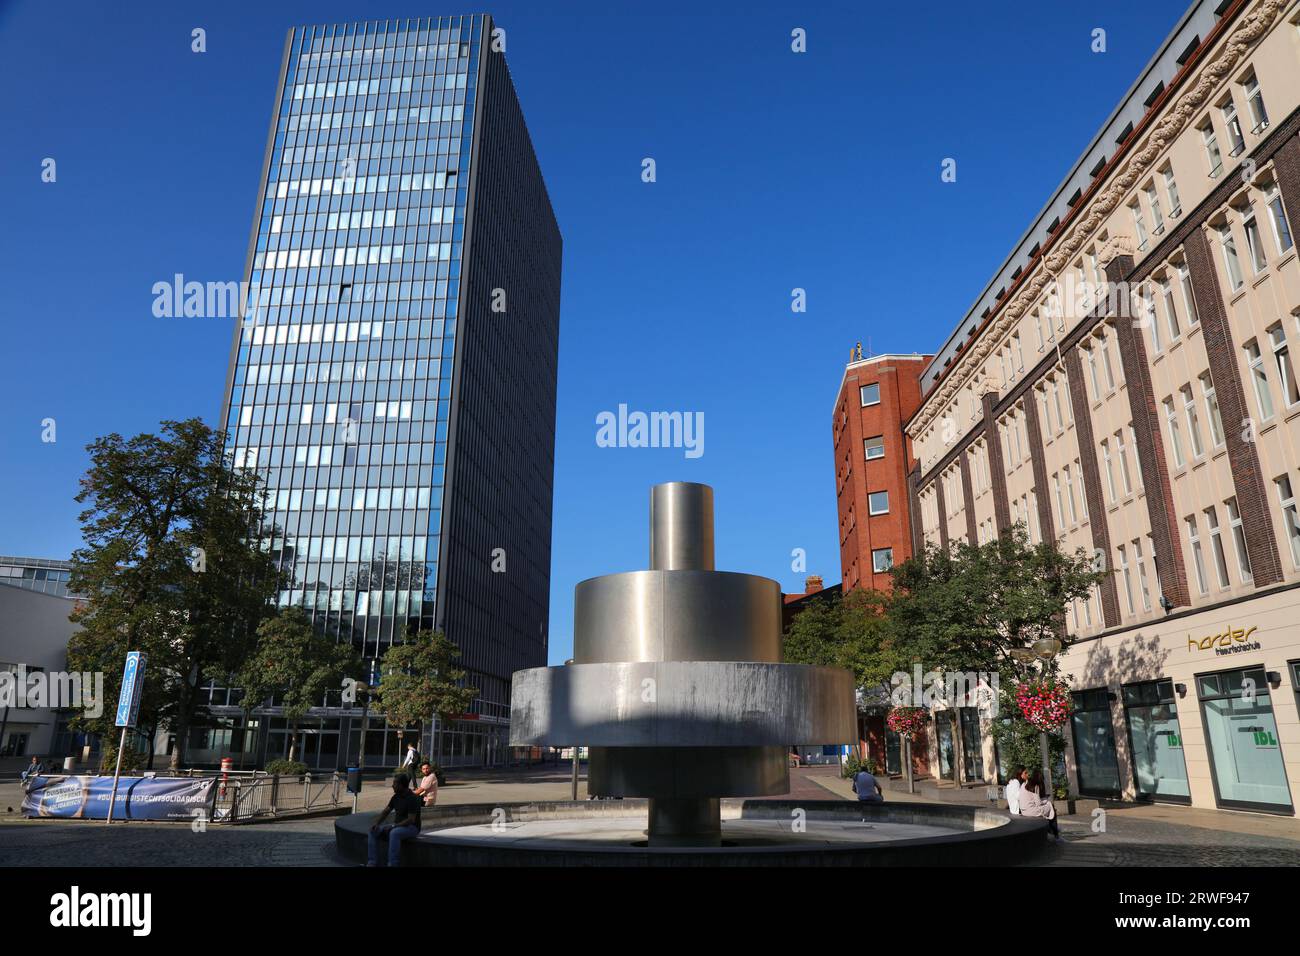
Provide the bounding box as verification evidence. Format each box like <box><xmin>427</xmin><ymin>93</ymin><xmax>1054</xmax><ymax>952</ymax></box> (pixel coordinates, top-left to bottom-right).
<box><xmin>288</xmin><ymin>720</ymin><xmax>298</xmax><ymax>762</ymax></box>
<box><xmin>169</xmin><ymin>676</ymin><xmax>198</xmax><ymax>771</ymax></box>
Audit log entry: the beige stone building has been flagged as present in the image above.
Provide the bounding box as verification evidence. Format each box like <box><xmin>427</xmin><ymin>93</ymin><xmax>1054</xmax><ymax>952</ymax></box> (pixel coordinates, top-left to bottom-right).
<box><xmin>906</xmin><ymin>0</ymin><xmax>1300</xmax><ymax>815</ymax></box>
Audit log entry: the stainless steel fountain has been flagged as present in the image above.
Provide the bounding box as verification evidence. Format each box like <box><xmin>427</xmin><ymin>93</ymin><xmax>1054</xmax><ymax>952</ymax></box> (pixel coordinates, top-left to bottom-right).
<box><xmin>510</xmin><ymin>482</ymin><xmax>857</xmax><ymax>846</ymax></box>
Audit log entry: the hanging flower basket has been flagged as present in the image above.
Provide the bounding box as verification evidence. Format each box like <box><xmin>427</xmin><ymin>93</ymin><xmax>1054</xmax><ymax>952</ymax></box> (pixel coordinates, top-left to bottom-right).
<box><xmin>886</xmin><ymin>706</ymin><xmax>929</xmax><ymax>737</ymax></box>
<box><xmin>1015</xmin><ymin>680</ymin><xmax>1073</xmax><ymax>732</ymax></box>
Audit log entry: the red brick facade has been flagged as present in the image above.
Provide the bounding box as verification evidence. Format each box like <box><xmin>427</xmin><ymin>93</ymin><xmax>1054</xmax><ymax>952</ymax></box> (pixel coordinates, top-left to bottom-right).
<box><xmin>834</xmin><ymin>355</ymin><xmax>932</xmax><ymax>592</ymax></box>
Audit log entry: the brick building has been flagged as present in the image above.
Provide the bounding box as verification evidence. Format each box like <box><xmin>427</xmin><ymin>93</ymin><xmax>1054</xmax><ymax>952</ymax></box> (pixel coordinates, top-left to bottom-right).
<box><xmin>833</xmin><ymin>352</ymin><xmax>933</xmax><ymax>592</ymax></box>
<box><xmin>906</xmin><ymin>0</ymin><xmax>1300</xmax><ymax>814</ymax></box>
<box><xmin>831</xmin><ymin>352</ymin><xmax>933</xmax><ymax>778</ymax></box>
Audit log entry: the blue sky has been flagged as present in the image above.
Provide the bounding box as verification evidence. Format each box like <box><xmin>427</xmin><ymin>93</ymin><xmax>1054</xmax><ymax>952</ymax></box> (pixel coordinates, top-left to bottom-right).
<box><xmin>0</xmin><ymin>0</ymin><xmax>1191</xmax><ymax>663</ymax></box>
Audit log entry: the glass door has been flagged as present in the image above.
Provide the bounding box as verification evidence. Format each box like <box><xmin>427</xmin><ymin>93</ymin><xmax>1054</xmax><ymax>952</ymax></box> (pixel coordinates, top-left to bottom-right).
<box><xmin>885</xmin><ymin>729</ymin><xmax>901</xmax><ymax>775</ymax></box>
<box><xmin>959</xmin><ymin>707</ymin><xmax>984</xmax><ymax>781</ymax></box>
<box><xmin>1070</xmin><ymin>688</ymin><xmax>1122</xmax><ymax>797</ymax></box>
<box><xmin>936</xmin><ymin>711</ymin><xmax>956</xmax><ymax>780</ymax></box>
<box><xmin>1198</xmin><ymin>666</ymin><xmax>1293</xmax><ymax>813</ymax></box>
<box><xmin>1121</xmin><ymin>679</ymin><xmax>1190</xmax><ymax>803</ymax></box>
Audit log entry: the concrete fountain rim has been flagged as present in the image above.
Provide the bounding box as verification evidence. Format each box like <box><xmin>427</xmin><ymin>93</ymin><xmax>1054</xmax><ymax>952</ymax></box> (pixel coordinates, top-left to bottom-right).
<box><xmin>335</xmin><ymin>798</ymin><xmax>1050</xmax><ymax>866</ymax></box>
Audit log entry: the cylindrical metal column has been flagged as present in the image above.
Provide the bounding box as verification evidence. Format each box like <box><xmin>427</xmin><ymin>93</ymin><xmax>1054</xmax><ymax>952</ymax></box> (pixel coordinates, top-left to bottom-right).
<box><xmin>650</xmin><ymin>482</ymin><xmax>714</xmax><ymax>572</ymax></box>
<box><xmin>647</xmin><ymin>798</ymin><xmax>721</xmax><ymax>847</ymax></box>
<box><xmin>648</xmin><ymin>482</ymin><xmax>719</xmax><ymax>846</ymax></box>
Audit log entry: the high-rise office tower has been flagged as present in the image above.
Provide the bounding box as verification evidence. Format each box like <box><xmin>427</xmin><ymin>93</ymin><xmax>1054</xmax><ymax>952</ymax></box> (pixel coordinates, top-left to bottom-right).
<box><xmin>217</xmin><ymin>14</ymin><xmax>562</xmax><ymax>769</ymax></box>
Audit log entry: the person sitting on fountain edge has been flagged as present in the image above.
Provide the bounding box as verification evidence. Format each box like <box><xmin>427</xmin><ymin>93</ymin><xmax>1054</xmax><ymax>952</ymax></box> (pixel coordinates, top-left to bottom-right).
<box><xmin>852</xmin><ymin>764</ymin><xmax>884</xmax><ymax>804</ymax></box>
<box><xmin>365</xmin><ymin>773</ymin><xmax>423</xmax><ymax>867</ymax></box>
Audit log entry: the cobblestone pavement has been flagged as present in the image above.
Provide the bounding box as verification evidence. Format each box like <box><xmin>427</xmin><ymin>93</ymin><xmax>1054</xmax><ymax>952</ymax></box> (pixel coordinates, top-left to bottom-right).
<box><xmin>0</xmin><ymin>817</ymin><xmax>347</xmax><ymax>867</ymax></box>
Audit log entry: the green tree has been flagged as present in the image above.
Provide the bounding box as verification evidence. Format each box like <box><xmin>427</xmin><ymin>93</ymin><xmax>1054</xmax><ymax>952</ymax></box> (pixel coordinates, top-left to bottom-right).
<box><xmin>886</xmin><ymin>524</ymin><xmax>1107</xmax><ymax>684</ymax></box>
<box><xmin>66</xmin><ymin>418</ymin><xmax>280</xmax><ymax>769</ymax></box>
<box><xmin>236</xmin><ymin>609</ymin><xmax>360</xmax><ymax>763</ymax></box>
<box><xmin>373</xmin><ymin>626</ymin><xmax>479</xmax><ymax>763</ymax></box>
<box><xmin>783</xmin><ymin>587</ymin><xmax>900</xmax><ymax>696</ymax></box>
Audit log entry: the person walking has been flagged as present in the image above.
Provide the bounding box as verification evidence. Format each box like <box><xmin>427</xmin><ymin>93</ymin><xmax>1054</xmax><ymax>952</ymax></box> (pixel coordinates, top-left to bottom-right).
<box><xmin>1004</xmin><ymin>765</ymin><xmax>1025</xmax><ymax>815</ymax></box>
<box><xmin>1019</xmin><ymin>768</ymin><xmax>1063</xmax><ymax>842</ymax></box>
<box><xmin>365</xmin><ymin>774</ymin><xmax>423</xmax><ymax>867</ymax></box>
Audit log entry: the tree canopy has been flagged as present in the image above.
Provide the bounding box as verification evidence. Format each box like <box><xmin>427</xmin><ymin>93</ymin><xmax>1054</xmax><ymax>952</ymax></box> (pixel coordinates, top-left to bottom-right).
<box><xmin>65</xmin><ymin>418</ymin><xmax>279</xmax><ymax>768</ymax></box>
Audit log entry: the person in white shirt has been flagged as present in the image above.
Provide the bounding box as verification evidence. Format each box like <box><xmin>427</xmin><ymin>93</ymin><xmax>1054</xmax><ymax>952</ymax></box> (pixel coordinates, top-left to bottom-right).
<box><xmin>1019</xmin><ymin>769</ymin><xmax>1064</xmax><ymax>843</ymax></box>
<box><xmin>1005</xmin><ymin>765</ymin><xmax>1025</xmax><ymax>815</ymax></box>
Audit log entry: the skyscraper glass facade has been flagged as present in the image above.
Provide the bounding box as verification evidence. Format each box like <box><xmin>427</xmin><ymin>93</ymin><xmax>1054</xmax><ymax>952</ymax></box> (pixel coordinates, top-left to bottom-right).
<box><xmin>216</xmin><ymin>15</ymin><xmax>561</xmax><ymax>769</ymax></box>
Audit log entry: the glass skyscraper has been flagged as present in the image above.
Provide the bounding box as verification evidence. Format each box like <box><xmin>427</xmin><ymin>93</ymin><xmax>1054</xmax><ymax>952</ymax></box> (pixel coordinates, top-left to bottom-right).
<box><xmin>216</xmin><ymin>14</ymin><xmax>562</xmax><ymax>769</ymax></box>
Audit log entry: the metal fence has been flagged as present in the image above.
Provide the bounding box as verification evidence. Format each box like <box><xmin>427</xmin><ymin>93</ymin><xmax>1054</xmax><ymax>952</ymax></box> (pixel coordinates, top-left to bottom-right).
<box><xmin>211</xmin><ymin>772</ymin><xmax>345</xmax><ymax>823</ymax></box>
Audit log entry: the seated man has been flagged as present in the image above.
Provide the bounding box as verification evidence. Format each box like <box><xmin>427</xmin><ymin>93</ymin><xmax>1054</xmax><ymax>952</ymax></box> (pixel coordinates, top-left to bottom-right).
<box><xmin>413</xmin><ymin>762</ymin><xmax>439</xmax><ymax>807</ymax></box>
<box><xmin>852</xmin><ymin>766</ymin><xmax>884</xmax><ymax>804</ymax></box>
<box><xmin>19</xmin><ymin>756</ymin><xmax>44</xmax><ymax>784</ymax></box>
<box><xmin>366</xmin><ymin>773</ymin><xmax>423</xmax><ymax>867</ymax></box>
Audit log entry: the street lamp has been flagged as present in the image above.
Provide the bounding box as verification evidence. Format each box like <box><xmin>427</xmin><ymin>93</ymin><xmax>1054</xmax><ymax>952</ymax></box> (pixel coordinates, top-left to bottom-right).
<box><xmin>1030</xmin><ymin>639</ymin><xmax>1062</xmax><ymax>794</ymax></box>
<box><xmin>564</xmin><ymin>659</ymin><xmax>578</xmax><ymax>800</ymax></box>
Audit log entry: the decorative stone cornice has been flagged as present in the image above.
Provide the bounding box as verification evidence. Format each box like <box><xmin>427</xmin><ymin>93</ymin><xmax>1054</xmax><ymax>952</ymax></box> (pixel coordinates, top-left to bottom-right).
<box><xmin>910</xmin><ymin>0</ymin><xmax>1286</xmax><ymax>438</ymax></box>
<box><xmin>1097</xmin><ymin>234</ymin><xmax>1136</xmax><ymax>268</ymax></box>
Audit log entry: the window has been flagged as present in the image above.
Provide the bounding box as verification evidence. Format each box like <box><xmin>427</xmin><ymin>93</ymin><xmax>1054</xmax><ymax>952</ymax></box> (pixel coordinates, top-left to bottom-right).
<box><xmin>860</xmin><ymin>383</ymin><xmax>880</xmax><ymax>406</ymax></box>
<box><xmin>1162</xmin><ymin>165</ymin><xmax>1182</xmax><ymax>217</ymax></box>
<box><xmin>1053</xmin><ymin>473</ymin><xmax>1066</xmax><ymax>529</ymax></box>
<box><xmin>1114</xmin><ymin>545</ymin><xmax>1133</xmax><ymax>614</ymax></box>
<box><xmin>1144</xmin><ymin>283</ymin><xmax>1162</xmax><ymax>352</ymax></box>
<box><xmin>1218</xmin><ymin>223</ymin><xmax>1244</xmax><ymax>291</ymax></box>
<box><xmin>1164</xmin><ymin>397</ymin><xmax>1185</xmax><ymax>467</ymax></box>
<box><xmin>868</xmin><ymin>491</ymin><xmax>889</xmax><ymax>515</ymax></box>
<box><xmin>1084</xmin><ymin>343</ymin><xmax>1102</xmax><ymax>399</ymax></box>
<box><xmin>1225</xmin><ymin>497</ymin><xmax>1252</xmax><ymax>582</ymax></box>
<box><xmin>1200</xmin><ymin>119</ymin><xmax>1223</xmax><ymax>177</ymax></box>
<box><xmin>1100</xmin><ymin>330</ymin><xmax>1118</xmax><ymax>389</ymax></box>
<box><xmin>1187</xmin><ymin>515</ymin><xmax>1208</xmax><ymax>595</ymax></box>
<box><xmin>1146</xmin><ymin>184</ymin><xmax>1165</xmax><ymax>235</ymax></box>
<box><xmin>1205</xmin><ymin>506</ymin><xmax>1231</xmax><ymax>588</ymax></box>
<box><xmin>1277</xmin><ymin>475</ymin><xmax>1300</xmax><ymax>567</ymax></box>
<box><xmin>1134</xmin><ymin>538</ymin><xmax>1153</xmax><ymax>611</ymax></box>
<box><xmin>1243</xmin><ymin>72</ymin><xmax>1269</xmax><ymax>132</ymax></box>
<box><xmin>1182</xmin><ymin>384</ymin><xmax>1204</xmax><ymax>459</ymax></box>
<box><xmin>1076</xmin><ymin>459</ymin><xmax>1088</xmax><ymax>520</ymax></box>
<box><xmin>1115</xmin><ymin>429</ymin><xmax>1134</xmax><ymax>495</ymax></box>
<box><xmin>1177</xmin><ymin>261</ymin><xmax>1199</xmax><ymax>325</ymax></box>
<box><xmin>1129</xmin><ymin>426</ymin><xmax>1144</xmax><ymax>490</ymax></box>
<box><xmin>864</xmin><ymin>435</ymin><xmax>884</xmax><ymax>460</ymax></box>
<box><xmin>1264</xmin><ymin>183</ymin><xmax>1294</xmax><ymax>253</ymax></box>
<box><xmin>1246</xmin><ymin>339</ymin><xmax>1276</xmax><ymax>419</ymax></box>
<box><xmin>1101</xmin><ymin>439</ymin><xmax>1118</xmax><ymax>503</ymax></box>
<box><xmin>1220</xmin><ymin>95</ymin><xmax>1246</xmax><ymax>156</ymax></box>
<box><xmin>1013</xmin><ymin>334</ymin><xmax>1024</xmax><ymax>371</ymax></box>
<box><xmin>1130</xmin><ymin>199</ymin><xmax>1149</xmax><ymax>251</ymax></box>
<box><xmin>1064</xmin><ymin>465</ymin><xmax>1079</xmax><ymax>524</ymax></box>
<box><xmin>1241</xmin><ymin>203</ymin><xmax>1268</xmax><ymax>273</ymax></box>
<box><xmin>1159</xmin><ymin>278</ymin><xmax>1181</xmax><ymax>342</ymax></box>
<box><xmin>1038</xmin><ymin>389</ymin><xmax>1054</xmax><ymax>437</ymax></box>
<box><xmin>1269</xmin><ymin>324</ymin><xmax>1300</xmax><ymax>407</ymax></box>
<box><xmin>871</xmin><ymin>547</ymin><xmax>893</xmax><ymax>573</ymax></box>
<box><xmin>1200</xmin><ymin>372</ymin><xmax>1225</xmax><ymax>448</ymax></box>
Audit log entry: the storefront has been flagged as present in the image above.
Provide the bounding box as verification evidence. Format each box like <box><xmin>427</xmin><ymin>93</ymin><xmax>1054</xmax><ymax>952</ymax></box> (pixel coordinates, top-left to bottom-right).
<box><xmin>1053</xmin><ymin>586</ymin><xmax>1300</xmax><ymax>816</ymax></box>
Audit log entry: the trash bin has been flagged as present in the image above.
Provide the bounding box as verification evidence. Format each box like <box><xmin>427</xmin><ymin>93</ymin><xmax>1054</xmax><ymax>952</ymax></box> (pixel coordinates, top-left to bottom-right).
<box><xmin>347</xmin><ymin>767</ymin><xmax>362</xmax><ymax>794</ymax></box>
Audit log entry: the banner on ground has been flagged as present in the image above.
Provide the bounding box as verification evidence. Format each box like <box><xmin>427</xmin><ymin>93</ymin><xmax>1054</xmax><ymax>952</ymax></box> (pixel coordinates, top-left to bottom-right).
<box><xmin>21</xmin><ymin>775</ymin><xmax>217</xmax><ymax>821</ymax></box>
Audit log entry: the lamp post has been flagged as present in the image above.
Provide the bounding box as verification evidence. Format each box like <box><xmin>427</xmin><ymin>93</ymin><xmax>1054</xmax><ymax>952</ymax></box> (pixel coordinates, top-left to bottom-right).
<box><xmin>1030</xmin><ymin>637</ymin><xmax>1063</xmax><ymax>794</ymax></box>
<box><xmin>564</xmin><ymin>659</ymin><xmax>578</xmax><ymax>800</ymax></box>
<box><xmin>1010</xmin><ymin>641</ymin><xmax>1060</xmax><ymax>793</ymax></box>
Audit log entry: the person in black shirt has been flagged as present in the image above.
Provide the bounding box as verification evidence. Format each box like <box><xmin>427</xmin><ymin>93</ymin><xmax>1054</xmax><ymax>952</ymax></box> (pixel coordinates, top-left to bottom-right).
<box><xmin>366</xmin><ymin>773</ymin><xmax>423</xmax><ymax>866</ymax></box>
